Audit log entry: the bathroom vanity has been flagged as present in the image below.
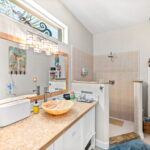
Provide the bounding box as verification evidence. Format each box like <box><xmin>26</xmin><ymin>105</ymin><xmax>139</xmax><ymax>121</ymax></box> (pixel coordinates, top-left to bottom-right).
<box><xmin>0</xmin><ymin>100</ymin><xmax>98</xmax><ymax>150</ymax></box>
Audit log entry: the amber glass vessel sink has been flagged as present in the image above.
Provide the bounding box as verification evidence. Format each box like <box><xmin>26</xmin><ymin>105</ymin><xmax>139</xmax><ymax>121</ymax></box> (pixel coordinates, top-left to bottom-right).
<box><xmin>42</xmin><ymin>100</ymin><xmax>74</xmax><ymax>115</ymax></box>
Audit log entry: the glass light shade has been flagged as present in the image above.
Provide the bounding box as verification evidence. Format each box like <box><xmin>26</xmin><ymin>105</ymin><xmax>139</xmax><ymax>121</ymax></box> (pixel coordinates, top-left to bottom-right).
<box><xmin>34</xmin><ymin>47</ymin><xmax>41</xmax><ymax>53</ymax></box>
<box><xmin>33</xmin><ymin>41</ymin><xmax>40</xmax><ymax>49</ymax></box>
<box><xmin>53</xmin><ymin>44</ymin><xmax>58</xmax><ymax>53</ymax></box>
<box><xmin>26</xmin><ymin>34</ymin><xmax>33</xmax><ymax>45</ymax></box>
<box><xmin>38</xmin><ymin>42</ymin><xmax>44</xmax><ymax>50</ymax></box>
<box><xmin>46</xmin><ymin>50</ymin><xmax>52</xmax><ymax>55</ymax></box>
<box><xmin>32</xmin><ymin>35</ymin><xmax>38</xmax><ymax>47</ymax></box>
<box><xmin>43</xmin><ymin>40</ymin><xmax>49</xmax><ymax>49</ymax></box>
<box><xmin>19</xmin><ymin>43</ymin><xmax>27</xmax><ymax>50</ymax></box>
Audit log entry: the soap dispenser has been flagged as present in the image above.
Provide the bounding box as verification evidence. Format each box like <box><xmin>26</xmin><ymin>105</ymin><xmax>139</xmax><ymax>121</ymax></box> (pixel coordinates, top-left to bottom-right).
<box><xmin>33</xmin><ymin>100</ymin><xmax>40</xmax><ymax>114</ymax></box>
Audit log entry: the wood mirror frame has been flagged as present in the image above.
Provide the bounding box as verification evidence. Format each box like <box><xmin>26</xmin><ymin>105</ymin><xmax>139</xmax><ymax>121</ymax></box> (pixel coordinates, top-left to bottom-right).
<box><xmin>0</xmin><ymin>32</ymin><xmax>69</xmax><ymax>102</ymax></box>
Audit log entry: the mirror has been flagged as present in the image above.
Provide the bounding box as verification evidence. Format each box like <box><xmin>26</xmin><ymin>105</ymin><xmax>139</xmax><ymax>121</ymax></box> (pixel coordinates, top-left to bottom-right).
<box><xmin>49</xmin><ymin>54</ymin><xmax>67</xmax><ymax>92</ymax></box>
<box><xmin>0</xmin><ymin>37</ymin><xmax>68</xmax><ymax>100</ymax></box>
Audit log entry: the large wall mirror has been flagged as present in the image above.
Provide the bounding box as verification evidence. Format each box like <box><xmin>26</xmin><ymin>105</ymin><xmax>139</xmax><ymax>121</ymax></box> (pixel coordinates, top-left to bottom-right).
<box><xmin>0</xmin><ymin>16</ymin><xmax>69</xmax><ymax>101</ymax></box>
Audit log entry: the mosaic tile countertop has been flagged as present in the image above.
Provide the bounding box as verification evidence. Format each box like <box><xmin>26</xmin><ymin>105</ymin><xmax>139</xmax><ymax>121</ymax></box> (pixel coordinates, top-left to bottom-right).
<box><xmin>0</xmin><ymin>100</ymin><xmax>98</xmax><ymax>150</ymax></box>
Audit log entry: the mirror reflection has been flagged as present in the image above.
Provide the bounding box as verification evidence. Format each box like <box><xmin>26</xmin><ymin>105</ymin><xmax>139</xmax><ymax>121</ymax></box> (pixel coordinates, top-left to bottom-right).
<box><xmin>0</xmin><ymin>38</ymin><xmax>67</xmax><ymax>100</ymax></box>
<box><xmin>49</xmin><ymin>54</ymin><xmax>66</xmax><ymax>92</ymax></box>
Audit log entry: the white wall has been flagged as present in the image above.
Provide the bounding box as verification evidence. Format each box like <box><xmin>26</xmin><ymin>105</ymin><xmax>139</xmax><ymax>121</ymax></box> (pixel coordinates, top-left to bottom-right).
<box><xmin>34</xmin><ymin>0</ymin><xmax>93</xmax><ymax>55</ymax></box>
<box><xmin>93</xmin><ymin>23</ymin><xmax>150</xmax><ymax>116</ymax></box>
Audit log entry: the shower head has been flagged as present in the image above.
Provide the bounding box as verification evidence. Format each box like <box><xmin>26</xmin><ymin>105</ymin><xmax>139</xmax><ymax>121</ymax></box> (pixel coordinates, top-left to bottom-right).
<box><xmin>108</xmin><ymin>52</ymin><xmax>114</xmax><ymax>61</ymax></box>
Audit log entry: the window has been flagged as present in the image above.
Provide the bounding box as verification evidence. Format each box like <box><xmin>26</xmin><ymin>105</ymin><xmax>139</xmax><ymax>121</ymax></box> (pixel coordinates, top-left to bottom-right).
<box><xmin>0</xmin><ymin>0</ymin><xmax>68</xmax><ymax>43</ymax></box>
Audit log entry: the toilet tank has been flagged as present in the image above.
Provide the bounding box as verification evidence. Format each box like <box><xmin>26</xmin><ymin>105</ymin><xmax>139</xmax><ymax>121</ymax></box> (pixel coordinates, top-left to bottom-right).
<box><xmin>0</xmin><ymin>97</ymin><xmax>30</xmax><ymax>127</ymax></box>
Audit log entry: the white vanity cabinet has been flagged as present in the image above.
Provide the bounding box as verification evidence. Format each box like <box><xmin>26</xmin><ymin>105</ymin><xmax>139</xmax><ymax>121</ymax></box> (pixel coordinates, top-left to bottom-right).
<box><xmin>46</xmin><ymin>107</ymin><xmax>95</xmax><ymax>150</ymax></box>
<box><xmin>46</xmin><ymin>145</ymin><xmax>54</xmax><ymax>150</ymax></box>
<box><xmin>81</xmin><ymin>108</ymin><xmax>95</xmax><ymax>149</ymax></box>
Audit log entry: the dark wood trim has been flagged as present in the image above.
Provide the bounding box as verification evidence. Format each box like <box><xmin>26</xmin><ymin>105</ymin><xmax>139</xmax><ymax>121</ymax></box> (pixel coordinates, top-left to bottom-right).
<box><xmin>0</xmin><ymin>32</ymin><xmax>25</xmax><ymax>44</ymax></box>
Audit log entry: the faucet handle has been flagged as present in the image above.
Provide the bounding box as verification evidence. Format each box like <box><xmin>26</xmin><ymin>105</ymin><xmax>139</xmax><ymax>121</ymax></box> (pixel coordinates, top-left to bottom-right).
<box><xmin>33</xmin><ymin>86</ymin><xmax>40</xmax><ymax>95</ymax></box>
<box><xmin>44</xmin><ymin>87</ymin><xmax>50</xmax><ymax>94</ymax></box>
<box><xmin>37</xmin><ymin>86</ymin><xmax>40</xmax><ymax>95</ymax></box>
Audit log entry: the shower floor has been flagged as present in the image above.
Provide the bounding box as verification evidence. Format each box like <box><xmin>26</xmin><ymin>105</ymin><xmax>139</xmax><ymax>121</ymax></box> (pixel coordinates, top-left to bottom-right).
<box><xmin>110</xmin><ymin>117</ymin><xmax>134</xmax><ymax>137</ymax></box>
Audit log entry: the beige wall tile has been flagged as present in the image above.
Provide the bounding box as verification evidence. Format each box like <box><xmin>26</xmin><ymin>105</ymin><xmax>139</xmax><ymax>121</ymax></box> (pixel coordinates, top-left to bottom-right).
<box><xmin>72</xmin><ymin>47</ymin><xmax>93</xmax><ymax>81</ymax></box>
<box><xmin>94</xmin><ymin>51</ymin><xmax>139</xmax><ymax>121</ymax></box>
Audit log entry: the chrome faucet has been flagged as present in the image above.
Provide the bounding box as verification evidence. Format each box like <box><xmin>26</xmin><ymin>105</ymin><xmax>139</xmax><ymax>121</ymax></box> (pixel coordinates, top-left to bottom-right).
<box><xmin>44</xmin><ymin>87</ymin><xmax>50</xmax><ymax>102</ymax></box>
<box><xmin>33</xmin><ymin>86</ymin><xmax>40</xmax><ymax>95</ymax></box>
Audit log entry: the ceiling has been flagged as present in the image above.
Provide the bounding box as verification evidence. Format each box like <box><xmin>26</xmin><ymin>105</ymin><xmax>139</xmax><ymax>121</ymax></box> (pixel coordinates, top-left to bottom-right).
<box><xmin>60</xmin><ymin>0</ymin><xmax>150</xmax><ymax>34</ymax></box>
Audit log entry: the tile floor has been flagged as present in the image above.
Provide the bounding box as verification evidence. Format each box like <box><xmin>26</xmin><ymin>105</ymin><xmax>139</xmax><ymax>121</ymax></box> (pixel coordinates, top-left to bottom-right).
<box><xmin>95</xmin><ymin>134</ymin><xmax>150</xmax><ymax>150</ymax></box>
<box><xmin>109</xmin><ymin>119</ymin><xmax>134</xmax><ymax>137</ymax></box>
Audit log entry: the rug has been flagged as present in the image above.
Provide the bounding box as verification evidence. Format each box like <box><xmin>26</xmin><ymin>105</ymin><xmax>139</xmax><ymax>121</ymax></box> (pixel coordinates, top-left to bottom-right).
<box><xmin>110</xmin><ymin>132</ymin><xmax>139</xmax><ymax>145</ymax></box>
<box><xmin>109</xmin><ymin>139</ymin><xmax>150</xmax><ymax>150</ymax></box>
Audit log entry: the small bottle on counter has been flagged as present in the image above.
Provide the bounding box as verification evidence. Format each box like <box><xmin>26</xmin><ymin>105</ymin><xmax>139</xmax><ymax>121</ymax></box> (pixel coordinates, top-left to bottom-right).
<box><xmin>33</xmin><ymin>100</ymin><xmax>40</xmax><ymax>114</ymax></box>
<box><xmin>70</xmin><ymin>91</ymin><xmax>75</xmax><ymax>100</ymax></box>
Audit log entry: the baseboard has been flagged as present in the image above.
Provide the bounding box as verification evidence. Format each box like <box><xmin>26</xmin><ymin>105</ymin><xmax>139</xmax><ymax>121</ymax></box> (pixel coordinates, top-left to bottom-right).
<box><xmin>139</xmin><ymin>132</ymin><xmax>144</xmax><ymax>139</ymax></box>
<box><xmin>96</xmin><ymin>139</ymin><xmax>109</xmax><ymax>150</ymax></box>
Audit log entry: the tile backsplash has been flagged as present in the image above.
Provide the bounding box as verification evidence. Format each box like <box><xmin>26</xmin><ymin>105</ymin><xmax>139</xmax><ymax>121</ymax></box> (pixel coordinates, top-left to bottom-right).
<box><xmin>72</xmin><ymin>47</ymin><xmax>93</xmax><ymax>81</ymax></box>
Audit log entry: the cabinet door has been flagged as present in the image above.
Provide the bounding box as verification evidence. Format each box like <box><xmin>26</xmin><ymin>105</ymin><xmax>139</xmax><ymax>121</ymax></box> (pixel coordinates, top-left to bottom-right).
<box><xmin>53</xmin><ymin>136</ymin><xmax>64</xmax><ymax>150</ymax></box>
<box><xmin>81</xmin><ymin>108</ymin><xmax>95</xmax><ymax>148</ymax></box>
<box><xmin>63</xmin><ymin>120</ymin><xmax>82</xmax><ymax>150</ymax></box>
<box><xmin>46</xmin><ymin>144</ymin><xmax>54</xmax><ymax>150</ymax></box>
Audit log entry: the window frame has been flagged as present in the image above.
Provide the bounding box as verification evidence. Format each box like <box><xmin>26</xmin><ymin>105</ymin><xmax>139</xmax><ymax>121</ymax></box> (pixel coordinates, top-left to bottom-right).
<box><xmin>9</xmin><ymin>0</ymin><xmax>68</xmax><ymax>44</ymax></box>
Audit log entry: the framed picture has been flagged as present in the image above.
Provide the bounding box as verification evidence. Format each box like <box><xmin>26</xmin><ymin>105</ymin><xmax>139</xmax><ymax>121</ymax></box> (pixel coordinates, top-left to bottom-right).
<box><xmin>9</xmin><ymin>46</ymin><xmax>26</xmax><ymax>75</ymax></box>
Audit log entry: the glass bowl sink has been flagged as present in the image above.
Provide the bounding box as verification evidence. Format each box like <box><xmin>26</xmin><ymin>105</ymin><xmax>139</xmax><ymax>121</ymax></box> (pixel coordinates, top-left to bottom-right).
<box><xmin>42</xmin><ymin>100</ymin><xmax>74</xmax><ymax>115</ymax></box>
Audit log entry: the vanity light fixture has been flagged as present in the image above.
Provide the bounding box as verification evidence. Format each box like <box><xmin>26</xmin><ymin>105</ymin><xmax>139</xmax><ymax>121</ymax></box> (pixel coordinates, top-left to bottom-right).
<box><xmin>25</xmin><ymin>31</ymin><xmax>59</xmax><ymax>55</ymax></box>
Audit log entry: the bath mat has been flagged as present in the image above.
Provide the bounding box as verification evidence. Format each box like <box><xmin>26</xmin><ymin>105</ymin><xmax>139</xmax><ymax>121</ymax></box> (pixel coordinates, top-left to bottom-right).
<box><xmin>110</xmin><ymin>132</ymin><xmax>139</xmax><ymax>146</ymax></box>
<box><xmin>109</xmin><ymin>139</ymin><xmax>150</xmax><ymax>150</ymax></box>
<box><xmin>110</xmin><ymin>118</ymin><xmax>124</xmax><ymax>126</ymax></box>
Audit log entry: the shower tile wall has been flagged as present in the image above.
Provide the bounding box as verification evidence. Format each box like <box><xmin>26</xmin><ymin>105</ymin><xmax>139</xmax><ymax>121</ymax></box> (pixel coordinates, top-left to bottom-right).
<box><xmin>94</xmin><ymin>51</ymin><xmax>139</xmax><ymax>121</ymax></box>
<box><xmin>72</xmin><ymin>47</ymin><xmax>93</xmax><ymax>81</ymax></box>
